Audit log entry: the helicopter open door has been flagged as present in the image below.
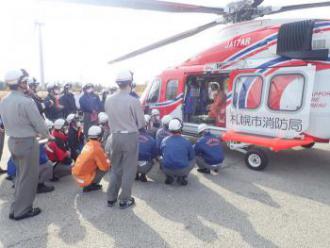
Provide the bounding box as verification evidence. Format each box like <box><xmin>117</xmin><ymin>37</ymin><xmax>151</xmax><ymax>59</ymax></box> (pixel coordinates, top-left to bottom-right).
<box><xmin>227</xmin><ymin>65</ymin><xmax>316</xmax><ymax>139</ymax></box>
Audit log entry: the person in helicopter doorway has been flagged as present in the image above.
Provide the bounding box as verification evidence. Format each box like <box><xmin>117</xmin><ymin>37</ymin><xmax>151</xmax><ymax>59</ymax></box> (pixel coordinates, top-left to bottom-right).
<box><xmin>136</xmin><ymin>115</ymin><xmax>158</xmax><ymax>182</ymax></box>
<box><xmin>155</xmin><ymin>114</ymin><xmax>172</xmax><ymax>154</ymax></box>
<box><xmin>44</xmin><ymin>83</ymin><xmax>64</xmax><ymax>121</ymax></box>
<box><xmin>72</xmin><ymin>125</ymin><xmax>111</xmax><ymax>192</ymax></box>
<box><xmin>208</xmin><ymin>82</ymin><xmax>226</xmax><ymax>127</ymax></box>
<box><xmin>160</xmin><ymin>118</ymin><xmax>195</xmax><ymax>186</ymax></box>
<box><xmin>98</xmin><ymin>112</ymin><xmax>110</xmax><ymax>148</ymax></box>
<box><xmin>183</xmin><ymin>79</ymin><xmax>200</xmax><ymax>122</ymax></box>
<box><xmin>66</xmin><ymin>113</ymin><xmax>84</xmax><ymax>161</ymax></box>
<box><xmin>148</xmin><ymin>109</ymin><xmax>161</xmax><ymax>138</ymax></box>
<box><xmin>194</xmin><ymin>124</ymin><xmax>224</xmax><ymax>174</ymax></box>
<box><xmin>60</xmin><ymin>83</ymin><xmax>77</xmax><ymax>118</ymax></box>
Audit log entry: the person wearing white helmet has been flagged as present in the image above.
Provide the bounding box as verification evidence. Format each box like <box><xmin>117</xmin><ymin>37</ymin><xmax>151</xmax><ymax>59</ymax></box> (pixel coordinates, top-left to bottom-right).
<box><xmin>194</xmin><ymin>124</ymin><xmax>224</xmax><ymax>174</ymax></box>
<box><xmin>100</xmin><ymin>89</ymin><xmax>110</xmax><ymax>111</ymax></box>
<box><xmin>79</xmin><ymin>82</ymin><xmax>102</xmax><ymax>139</ymax></box>
<box><xmin>26</xmin><ymin>77</ymin><xmax>47</xmax><ymax>115</ymax></box>
<box><xmin>67</xmin><ymin>114</ymin><xmax>84</xmax><ymax>160</ymax></box>
<box><xmin>1</xmin><ymin>69</ymin><xmax>50</xmax><ymax>220</ymax></box>
<box><xmin>208</xmin><ymin>81</ymin><xmax>226</xmax><ymax>127</ymax></box>
<box><xmin>44</xmin><ymin>82</ymin><xmax>64</xmax><ymax>121</ymax></box>
<box><xmin>155</xmin><ymin>115</ymin><xmax>172</xmax><ymax>154</ymax></box>
<box><xmin>160</xmin><ymin>118</ymin><xmax>195</xmax><ymax>186</ymax></box>
<box><xmin>60</xmin><ymin>82</ymin><xmax>77</xmax><ymax>118</ymax></box>
<box><xmin>129</xmin><ymin>80</ymin><xmax>139</xmax><ymax>99</ymax></box>
<box><xmin>150</xmin><ymin>109</ymin><xmax>161</xmax><ymax>133</ymax></box>
<box><xmin>98</xmin><ymin>112</ymin><xmax>110</xmax><ymax>147</ymax></box>
<box><xmin>47</xmin><ymin>119</ymin><xmax>72</xmax><ymax>166</ymax></box>
<box><xmin>105</xmin><ymin>70</ymin><xmax>145</xmax><ymax>209</ymax></box>
<box><xmin>135</xmin><ymin>115</ymin><xmax>157</xmax><ymax>182</ymax></box>
<box><xmin>72</xmin><ymin>125</ymin><xmax>110</xmax><ymax>192</ymax></box>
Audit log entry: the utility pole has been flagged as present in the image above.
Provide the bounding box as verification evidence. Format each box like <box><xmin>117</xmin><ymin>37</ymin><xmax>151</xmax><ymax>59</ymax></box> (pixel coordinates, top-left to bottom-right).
<box><xmin>35</xmin><ymin>21</ymin><xmax>45</xmax><ymax>85</ymax></box>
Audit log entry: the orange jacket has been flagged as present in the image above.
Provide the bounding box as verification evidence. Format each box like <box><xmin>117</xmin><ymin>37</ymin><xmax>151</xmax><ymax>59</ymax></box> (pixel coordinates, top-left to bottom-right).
<box><xmin>72</xmin><ymin>140</ymin><xmax>110</xmax><ymax>187</ymax></box>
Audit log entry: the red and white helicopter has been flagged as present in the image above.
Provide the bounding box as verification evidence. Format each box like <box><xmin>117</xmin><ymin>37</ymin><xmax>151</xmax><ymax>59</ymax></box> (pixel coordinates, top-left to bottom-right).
<box><xmin>65</xmin><ymin>0</ymin><xmax>330</xmax><ymax>170</ymax></box>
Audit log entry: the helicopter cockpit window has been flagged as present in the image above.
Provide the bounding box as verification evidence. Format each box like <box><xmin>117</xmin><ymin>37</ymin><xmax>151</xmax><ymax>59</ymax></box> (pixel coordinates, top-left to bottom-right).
<box><xmin>233</xmin><ymin>75</ymin><xmax>263</xmax><ymax>109</ymax></box>
<box><xmin>166</xmin><ymin>80</ymin><xmax>179</xmax><ymax>100</ymax></box>
<box><xmin>147</xmin><ymin>79</ymin><xmax>161</xmax><ymax>103</ymax></box>
<box><xmin>268</xmin><ymin>74</ymin><xmax>305</xmax><ymax>112</ymax></box>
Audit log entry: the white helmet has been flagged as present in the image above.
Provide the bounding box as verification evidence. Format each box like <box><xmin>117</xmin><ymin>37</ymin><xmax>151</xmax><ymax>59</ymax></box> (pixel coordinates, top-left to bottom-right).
<box><xmin>198</xmin><ymin>124</ymin><xmax>209</xmax><ymax>134</ymax></box>
<box><xmin>210</xmin><ymin>82</ymin><xmax>220</xmax><ymax>89</ymax></box>
<box><xmin>116</xmin><ymin>70</ymin><xmax>133</xmax><ymax>85</ymax></box>
<box><xmin>45</xmin><ymin>119</ymin><xmax>53</xmax><ymax>130</ymax></box>
<box><xmin>88</xmin><ymin>125</ymin><xmax>102</xmax><ymax>138</ymax></box>
<box><xmin>151</xmin><ymin>109</ymin><xmax>160</xmax><ymax>116</ymax></box>
<box><xmin>168</xmin><ymin>118</ymin><xmax>183</xmax><ymax>132</ymax></box>
<box><xmin>83</xmin><ymin>82</ymin><xmax>93</xmax><ymax>90</ymax></box>
<box><xmin>47</xmin><ymin>82</ymin><xmax>56</xmax><ymax>90</ymax></box>
<box><xmin>144</xmin><ymin>114</ymin><xmax>151</xmax><ymax>124</ymax></box>
<box><xmin>161</xmin><ymin>115</ymin><xmax>172</xmax><ymax>126</ymax></box>
<box><xmin>54</xmin><ymin>119</ymin><xmax>66</xmax><ymax>130</ymax></box>
<box><xmin>4</xmin><ymin>69</ymin><xmax>29</xmax><ymax>86</ymax></box>
<box><xmin>27</xmin><ymin>77</ymin><xmax>38</xmax><ymax>86</ymax></box>
<box><xmin>98</xmin><ymin>112</ymin><xmax>109</xmax><ymax>124</ymax></box>
<box><xmin>66</xmin><ymin>113</ymin><xmax>77</xmax><ymax>124</ymax></box>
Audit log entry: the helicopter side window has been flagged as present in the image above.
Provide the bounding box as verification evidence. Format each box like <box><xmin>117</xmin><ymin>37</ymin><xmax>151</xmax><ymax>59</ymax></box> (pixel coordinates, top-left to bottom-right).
<box><xmin>166</xmin><ymin>80</ymin><xmax>179</xmax><ymax>100</ymax></box>
<box><xmin>233</xmin><ymin>75</ymin><xmax>263</xmax><ymax>109</ymax></box>
<box><xmin>147</xmin><ymin>79</ymin><xmax>161</xmax><ymax>103</ymax></box>
<box><xmin>268</xmin><ymin>74</ymin><xmax>305</xmax><ymax>112</ymax></box>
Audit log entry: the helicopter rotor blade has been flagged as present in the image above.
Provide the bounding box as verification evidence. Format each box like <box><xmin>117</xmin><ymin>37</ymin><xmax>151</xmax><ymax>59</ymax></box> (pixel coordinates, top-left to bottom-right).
<box><xmin>251</xmin><ymin>0</ymin><xmax>264</xmax><ymax>8</ymax></box>
<box><xmin>55</xmin><ymin>0</ymin><xmax>225</xmax><ymax>14</ymax></box>
<box><xmin>108</xmin><ymin>20</ymin><xmax>225</xmax><ymax>64</ymax></box>
<box><xmin>267</xmin><ymin>1</ymin><xmax>330</xmax><ymax>15</ymax></box>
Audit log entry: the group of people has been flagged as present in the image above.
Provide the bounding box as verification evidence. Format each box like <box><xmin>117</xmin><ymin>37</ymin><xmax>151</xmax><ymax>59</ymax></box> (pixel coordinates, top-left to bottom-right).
<box><xmin>0</xmin><ymin>68</ymin><xmax>225</xmax><ymax>221</ymax></box>
<box><xmin>183</xmin><ymin>78</ymin><xmax>227</xmax><ymax>127</ymax></box>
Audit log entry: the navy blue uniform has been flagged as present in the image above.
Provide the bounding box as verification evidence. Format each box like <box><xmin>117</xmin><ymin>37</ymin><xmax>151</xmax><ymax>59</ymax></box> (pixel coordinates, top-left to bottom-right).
<box><xmin>160</xmin><ymin>135</ymin><xmax>195</xmax><ymax>170</ymax></box>
<box><xmin>194</xmin><ymin>132</ymin><xmax>224</xmax><ymax>165</ymax></box>
<box><xmin>139</xmin><ymin>130</ymin><xmax>157</xmax><ymax>161</ymax></box>
<box><xmin>155</xmin><ymin>127</ymin><xmax>171</xmax><ymax>153</ymax></box>
<box><xmin>79</xmin><ymin>93</ymin><xmax>102</xmax><ymax>114</ymax></box>
<box><xmin>60</xmin><ymin>92</ymin><xmax>77</xmax><ymax>118</ymax></box>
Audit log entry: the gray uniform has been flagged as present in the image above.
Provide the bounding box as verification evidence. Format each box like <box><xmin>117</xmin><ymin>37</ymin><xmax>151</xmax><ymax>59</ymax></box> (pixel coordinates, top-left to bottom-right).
<box><xmin>105</xmin><ymin>90</ymin><xmax>145</xmax><ymax>202</ymax></box>
<box><xmin>0</xmin><ymin>91</ymin><xmax>49</xmax><ymax>218</ymax></box>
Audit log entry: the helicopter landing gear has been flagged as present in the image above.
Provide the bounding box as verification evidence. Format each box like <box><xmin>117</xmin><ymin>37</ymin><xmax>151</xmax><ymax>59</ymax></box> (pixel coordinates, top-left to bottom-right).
<box><xmin>244</xmin><ymin>148</ymin><xmax>268</xmax><ymax>171</ymax></box>
<box><xmin>227</xmin><ymin>142</ymin><xmax>269</xmax><ymax>171</ymax></box>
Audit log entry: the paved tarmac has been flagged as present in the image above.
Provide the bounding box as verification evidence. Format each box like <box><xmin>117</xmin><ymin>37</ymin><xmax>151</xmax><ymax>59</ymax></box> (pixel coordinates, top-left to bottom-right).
<box><xmin>0</xmin><ymin>142</ymin><xmax>330</xmax><ymax>248</ymax></box>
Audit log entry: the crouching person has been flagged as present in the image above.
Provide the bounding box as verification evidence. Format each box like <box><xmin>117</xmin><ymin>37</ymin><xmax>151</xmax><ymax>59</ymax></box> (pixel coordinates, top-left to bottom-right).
<box><xmin>72</xmin><ymin>126</ymin><xmax>110</xmax><ymax>192</ymax></box>
<box><xmin>156</xmin><ymin>115</ymin><xmax>172</xmax><ymax>154</ymax></box>
<box><xmin>136</xmin><ymin>117</ymin><xmax>157</xmax><ymax>182</ymax></box>
<box><xmin>160</xmin><ymin>118</ymin><xmax>195</xmax><ymax>186</ymax></box>
<box><xmin>6</xmin><ymin>144</ymin><xmax>55</xmax><ymax>193</ymax></box>
<box><xmin>46</xmin><ymin>119</ymin><xmax>72</xmax><ymax>180</ymax></box>
<box><xmin>194</xmin><ymin>124</ymin><xmax>224</xmax><ymax>174</ymax></box>
<box><xmin>66</xmin><ymin>113</ymin><xmax>84</xmax><ymax>160</ymax></box>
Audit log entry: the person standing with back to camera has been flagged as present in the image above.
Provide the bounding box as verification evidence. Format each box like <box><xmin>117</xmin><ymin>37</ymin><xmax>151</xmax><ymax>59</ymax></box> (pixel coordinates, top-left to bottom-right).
<box><xmin>1</xmin><ymin>69</ymin><xmax>50</xmax><ymax>220</ymax></box>
<box><xmin>105</xmin><ymin>70</ymin><xmax>145</xmax><ymax>209</ymax></box>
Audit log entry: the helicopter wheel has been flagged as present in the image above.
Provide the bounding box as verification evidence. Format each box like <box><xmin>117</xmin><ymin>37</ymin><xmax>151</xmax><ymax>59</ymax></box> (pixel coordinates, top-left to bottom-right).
<box><xmin>302</xmin><ymin>142</ymin><xmax>315</xmax><ymax>149</ymax></box>
<box><xmin>245</xmin><ymin>148</ymin><xmax>268</xmax><ymax>171</ymax></box>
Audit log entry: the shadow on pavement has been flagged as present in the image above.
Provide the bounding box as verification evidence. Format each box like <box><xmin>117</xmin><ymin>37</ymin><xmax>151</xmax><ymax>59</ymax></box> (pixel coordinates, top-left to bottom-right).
<box><xmin>132</xmin><ymin>173</ymin><xmax>277</xmax><ymax>247</ymax></box>
<box><xmin>0</xmin><ymin>176</ymin><xmax>86</xmax><ymax>247</ymax></box>
<box><xmin>221</xmin><ymin>145</ymin><xmax>330</xmax><ymax>207</ymax></box>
